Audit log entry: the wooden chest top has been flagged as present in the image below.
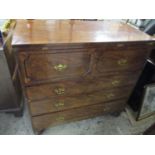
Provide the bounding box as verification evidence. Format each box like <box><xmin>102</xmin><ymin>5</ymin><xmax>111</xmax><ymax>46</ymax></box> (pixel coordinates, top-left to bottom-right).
<box><xmin>12</xmin><ymin>20</ymin><xmax>153</xmax><ymax>46</ymax></box>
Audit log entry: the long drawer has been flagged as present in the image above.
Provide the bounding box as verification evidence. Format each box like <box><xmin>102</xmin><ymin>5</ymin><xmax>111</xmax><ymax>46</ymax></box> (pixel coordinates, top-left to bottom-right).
<box><xmin>29</xmin><ymin>86</ymin><xmax>132</xmax><ymax>116</ymax></box>
<box><xmin>26</xmin><ymin>73</ymin><xmax>138</xmax><ymax>102</ymax></box>
<box><xmin>32</xmin><ymin>99</ymin><xmax>126</xmax><ymax>131</ymax></box>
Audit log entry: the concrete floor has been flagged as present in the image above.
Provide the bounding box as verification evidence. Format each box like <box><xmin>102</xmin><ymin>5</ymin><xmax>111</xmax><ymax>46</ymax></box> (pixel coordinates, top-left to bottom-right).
<box><xmin>0</xmin><ymin>103</ymin><xmax>155</xmax><ymax>135</ymax></box>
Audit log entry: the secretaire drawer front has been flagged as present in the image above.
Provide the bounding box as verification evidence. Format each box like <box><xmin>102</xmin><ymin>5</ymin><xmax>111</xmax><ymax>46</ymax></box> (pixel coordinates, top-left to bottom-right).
<box><xmin>29</xmin><ymin>86</ymin><xmax>132</xmax><ymax>116</ymax></box>
<box><xmin>32</xmin><ymin>100</ymin><xmax>126</xmax><ymax>131</ymax></box>
<box><xmin>18</xmin><ymin>50</ymin><xmax>93</xmax><ymax>85</ymax></box>
<box><xmin>26</xmin><ymin>74</ymin><xmax>138</xmax><ymax>101</ymax></box>
<box><xmin>95</xmin><ymin>49</ymin><xmax>148</xmax><ymax>75</ymax></box>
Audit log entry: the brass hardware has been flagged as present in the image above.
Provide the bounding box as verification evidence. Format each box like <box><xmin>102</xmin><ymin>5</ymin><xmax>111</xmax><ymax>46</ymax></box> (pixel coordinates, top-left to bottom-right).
<box><xmin>106</xmin><ymin>93</ymin><xmax>115</xmax><ymax>99</ymax></box>
<box><xmin>117</xmin><ymin>59</ymin><xmax>127</xmax><ymax>65</ymax></box>
<box><xmin>54</xmin><ymin>64</ymin><xmax>67</xmax><ymax>71</ymax></box>
<box><xmin>54</xmin><ymin>87</ymin><xmax>65</xmax><ymax>95</ymax></box>
<box><xmin>54</xmin><ymin>101</ymin><xmax>65</xmax><ymax>107</ymax></box>
<box><xmin>111</xmin><ymin>80</ymin><xmax>120</xmax><ymax>86</ymax></box>
<box><xmin>56</xmin><ymin>116</ymin><xmax>65</xmax><ymax>121</ymax></box>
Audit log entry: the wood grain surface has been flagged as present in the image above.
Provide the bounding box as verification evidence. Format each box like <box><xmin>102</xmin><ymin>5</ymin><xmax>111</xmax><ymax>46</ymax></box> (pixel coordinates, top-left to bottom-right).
<box><xmin>12</xmin><ymin>20</ymin><xmax>153</xmax><ymax>45</ymax></box>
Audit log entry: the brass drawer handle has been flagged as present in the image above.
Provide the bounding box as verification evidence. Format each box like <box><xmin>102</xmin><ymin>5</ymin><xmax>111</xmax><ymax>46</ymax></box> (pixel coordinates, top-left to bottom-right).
<box><xmin>54</xmin><ymin>64</ymin><xmax>67</xmax><ymax>71</ymax></box>
<box><xmin>56</xmin><ymin>116</ymin><xmax>65</xmax><ymax>121</ymax></box>
<box><xmin>54</xmin><ymin>87</ymin><xmax>65</xmax><ymax>95</ymax></box>
<box><xmin>117</xmin><ymin>59</ymin><xmax>128</xmax><ymax>65</ymax></box>
<box><xmin>106</xmin><ymin>93</ymin><xmax>115</xmax><ymax>99</ymax></box>
<box><xmin>111</xmin><ymin>80</ymin><xmax>120</xmax><ymax>86</ymax></box>
<box><xmin>54</xmin><ymin>101</ymin><xmax>65</xmax><ymax>107</ymax></box>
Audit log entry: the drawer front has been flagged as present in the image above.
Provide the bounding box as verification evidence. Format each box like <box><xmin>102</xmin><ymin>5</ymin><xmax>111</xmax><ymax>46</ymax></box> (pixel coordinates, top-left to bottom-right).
<box><xmin>32</xmin><ymin>100</ymin><xmax>126</xmax><ymax>131</ymax></box>
<box><xmin>29</xmin><ymin>86</ymin><xmax>132</xmax><ymax>116</ymax></box>
<box><xmin>18</xmin><ymin>49</ymin><xmax>93</xmax><ymax>85</ymax></box>
<box><xmin>95</xmin><ymin>48</ymin><xmax>149</xmax><ymax>75</ymax></box>
<box><xmin>26</xmin><ymin>73</ymin><xmax>139</xmax><ymax>101</ymax></box>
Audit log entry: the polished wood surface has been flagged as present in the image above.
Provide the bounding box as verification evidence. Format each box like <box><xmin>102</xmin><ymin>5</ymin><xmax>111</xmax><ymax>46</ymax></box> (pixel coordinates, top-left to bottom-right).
<box><xmin>12</xmin><ymin>20</ymin><xmax>155</xmax><ymax>132</ymax></box>
<box><xmin>12</xmin><ymin>20</ymin><xmax>153</xmax><ymax>45</ymax></box>
<box><xmin>18</xmin><ymin>49</ymin><xmax>92</xmax><ymax>85</ymax></box>
<box><xmin>26</xmin><ymin>73</ymin><xmax>139</xmax><ymax>102</ymax></box>
<box><xmin>29</xmin><ymin>86</ymin><xmax>132</xmax><ymax>116</ymax></box>
<box><xmin>94</xmin><ymin>48</ymin><xmax>149</xmax><ymax>75</ymax></box>
<box><xmin>17</xmin><ymin>44</ymin><xmax>150</xmax><ymax>86</ymax></box>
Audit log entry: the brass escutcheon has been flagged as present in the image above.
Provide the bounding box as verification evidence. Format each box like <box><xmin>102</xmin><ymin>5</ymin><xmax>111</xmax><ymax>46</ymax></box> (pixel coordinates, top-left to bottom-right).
<box><xmin>54</xmin><ymin>101</ymin><xmax>65</xmax><ymax>107</ymax></box>
<box><xmin>54</xmin><ymin>87</ymin><xmax>65</xmax><ymax>95</ymax></box>
<box><xmin>117</xmin><ymin>59</ymin><xmax>127</xmax><ymax>65</ymax></box>
<box><xmin>106</xmin><ymin>93</ymin><xmax>115</xmax><ymax>99</ymax></box>
<box><xmin>56</xmin><ymin>116</ymin><xmax>65</xmax><ymax>121</ymax></box>
<box><xmin>112</xmin><ymin>80</ymin><xmax>120</xmax><ymax>86</ymax></box>
<box><xmin>54</xmin><ymin>64</ymin><xmax>67</xmax><ymax>71</ymax></box>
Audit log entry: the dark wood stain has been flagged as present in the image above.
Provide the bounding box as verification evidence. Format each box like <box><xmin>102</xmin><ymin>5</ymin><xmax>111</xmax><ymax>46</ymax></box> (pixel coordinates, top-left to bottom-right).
<box><xmin>26</xmin><ymin>73</ymin><xmax>139</xmax><ymax>102</ymax></box>
<box><xmin>29</xmin><ymin>86</ymin><xmax>132</xmax><ymax>116</ymax></box>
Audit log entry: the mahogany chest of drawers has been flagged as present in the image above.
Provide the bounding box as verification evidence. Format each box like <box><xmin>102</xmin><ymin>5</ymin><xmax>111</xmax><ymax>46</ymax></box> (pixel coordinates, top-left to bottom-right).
<box><xmin>12</xmin><ymin>20</ymin><xmax>155</xmax><ymax>133</ymax></box>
